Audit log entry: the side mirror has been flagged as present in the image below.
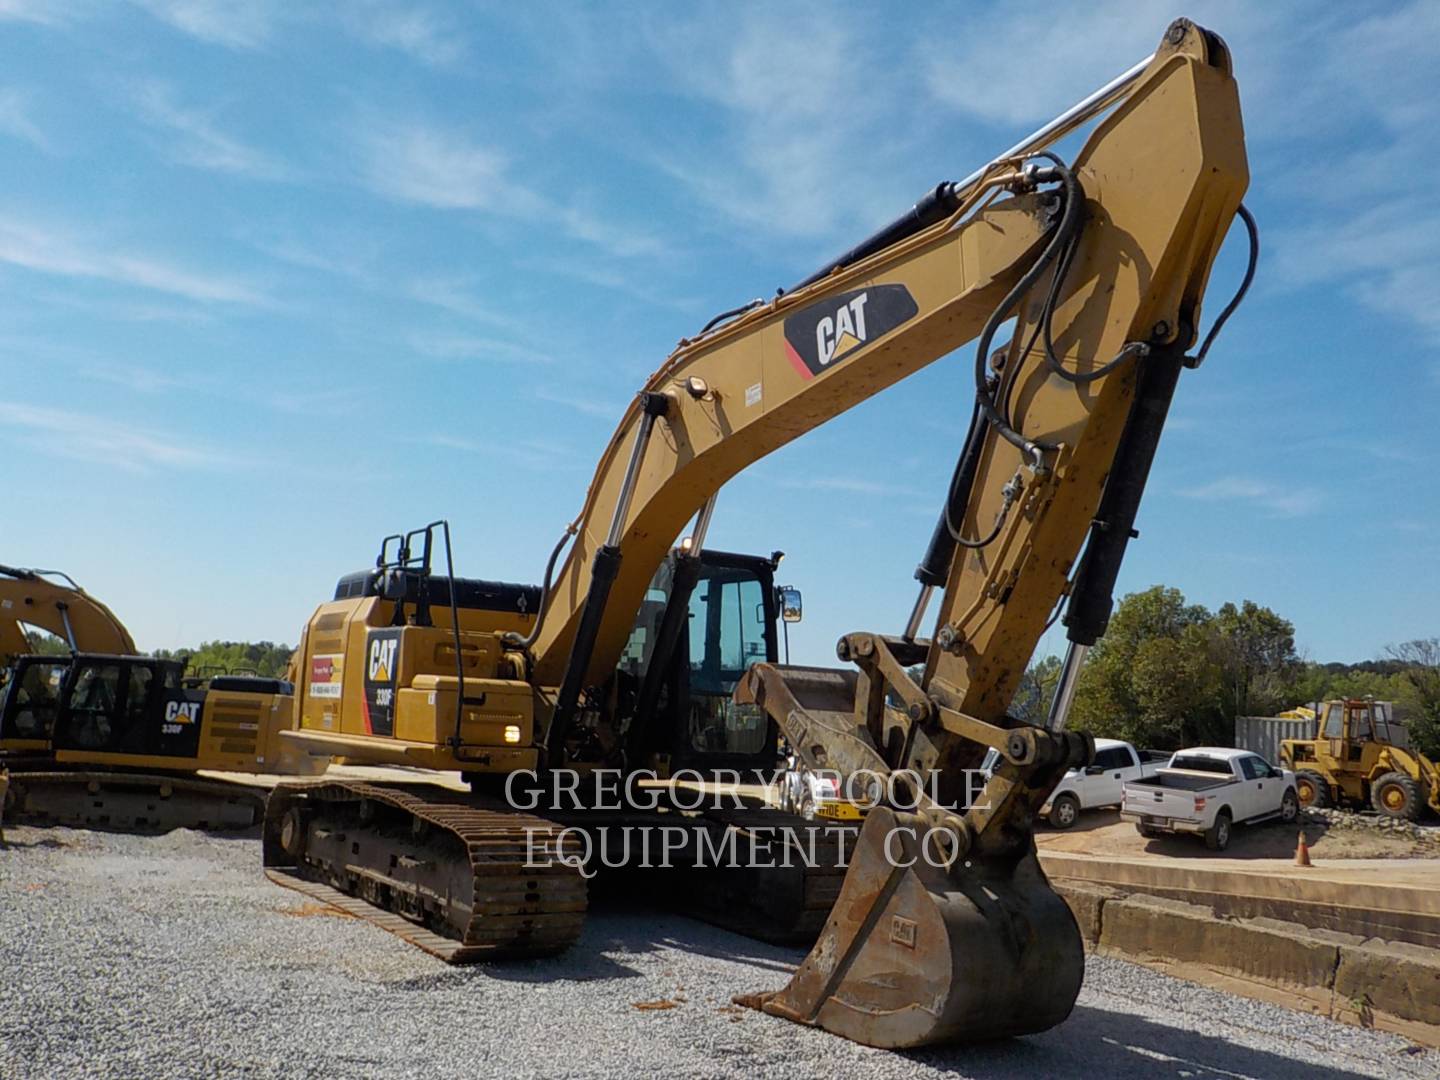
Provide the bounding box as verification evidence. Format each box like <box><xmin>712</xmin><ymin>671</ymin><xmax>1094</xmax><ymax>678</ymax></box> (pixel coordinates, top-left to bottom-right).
<box><xmin>778</xmin><ymin>586</ymin><xmax>803</xmax><ymax>624</ymax></box>
<box><xmin>1084</xmin><ymin>765</ymin><xmax>1104</xmax><ymax>776</ymax></box>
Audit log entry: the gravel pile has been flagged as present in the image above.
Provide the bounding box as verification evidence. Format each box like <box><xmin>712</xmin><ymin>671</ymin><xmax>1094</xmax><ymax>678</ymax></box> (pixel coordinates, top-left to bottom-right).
<box><xmin>1303</xmin><ymin>806</ymin><xmax>1440</xmax><ymax>844</ymax></box>
<box><xmin>2</xmin><ymin>824</ymin><xmax>1435</xmax><ymax>1079</ymax></box>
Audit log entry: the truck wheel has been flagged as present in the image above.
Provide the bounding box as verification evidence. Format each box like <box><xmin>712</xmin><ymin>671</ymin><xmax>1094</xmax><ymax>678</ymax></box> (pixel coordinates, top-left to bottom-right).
<box><xmin>1049</xmin><ymin>793</ymin><xmax>1081</xmax><ymax>831</ymax></box>
<box><xmin>777</xmin><ymin>776</ymin><xmax>793</xmax><ymax>814</ymax></box>
<box><xmin>1204</xmin><ymin>810</ymin><xmax>1232</xmax><ymax>851</ymax></box>
<box><xmin>1280</xmin><ymin>788</ymin><xmax>1299</xmax><ymax>824</ymax></box>
<box><xmin>1294</xmin><ymin>771</ymin><xmax>1330</xmax><ymax>809</ymax></box>
<box><xmin>1371</xmin><ymin>772</ymin><xmax>1422</xmax><ymax>821</ymax></box>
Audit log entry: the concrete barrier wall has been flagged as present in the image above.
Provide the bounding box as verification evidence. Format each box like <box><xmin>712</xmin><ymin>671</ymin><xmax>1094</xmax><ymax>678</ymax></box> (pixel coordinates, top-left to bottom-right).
<box><xmin>1054</xmin><ymin>881</ymin><xmax>1440</xmax><ymax>1046</ymax></box>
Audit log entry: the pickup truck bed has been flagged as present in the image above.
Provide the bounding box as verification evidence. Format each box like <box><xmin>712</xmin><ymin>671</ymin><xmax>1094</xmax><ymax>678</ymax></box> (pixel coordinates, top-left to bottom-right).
<box><xmin>1127</xmin><ymin>772</ymin><xmax>1230</xmax><ymax>793</ymax></box>
<box><xmin>1120</xmin><ymin>748</ymin><xmax>1298</xmax><ymax>851</ymax></box>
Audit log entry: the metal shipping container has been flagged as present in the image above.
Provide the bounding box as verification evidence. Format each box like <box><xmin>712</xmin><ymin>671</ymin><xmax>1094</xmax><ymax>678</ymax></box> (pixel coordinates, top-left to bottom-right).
<box><xmin>1233</xmin><ymin>715</ymin><xmax>1313</xmax><ymax>765</ymax></box>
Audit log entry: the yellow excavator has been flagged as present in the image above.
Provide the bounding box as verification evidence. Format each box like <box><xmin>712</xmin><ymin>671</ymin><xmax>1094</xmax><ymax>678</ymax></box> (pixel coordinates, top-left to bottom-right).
<box><xmin>0</xmin><ymin>564</ymin><xmax>324</xmax><ymax>830</ymax></box>
<box><xmin>264</xmin><ymin>19</ymin><xmax>1252</xmax><ymax>1049</ymax></box>
<box><xmin>0</xmin><ymin>563</ymin><xmax>136</xmax><ymax>666</ymax></box>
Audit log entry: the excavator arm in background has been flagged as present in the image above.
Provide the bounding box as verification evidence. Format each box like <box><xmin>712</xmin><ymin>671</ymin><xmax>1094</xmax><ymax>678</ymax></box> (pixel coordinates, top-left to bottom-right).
<box><xmin>0</xmin><ymin>564</ymin><xmax>136</xmax><ymax>665</ymax></box>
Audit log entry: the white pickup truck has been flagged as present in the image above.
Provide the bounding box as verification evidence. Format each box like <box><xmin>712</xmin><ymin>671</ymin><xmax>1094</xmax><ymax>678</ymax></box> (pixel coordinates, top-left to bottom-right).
<box><xmin>1041</xmin><ymin>738</ymin><xmax>1168</xmax><ymax>829</ymax></box>
<box><xmin>1120</xmin><ymin>747</ymin><xmax>1299</xmax><ymax>850</ymax></box>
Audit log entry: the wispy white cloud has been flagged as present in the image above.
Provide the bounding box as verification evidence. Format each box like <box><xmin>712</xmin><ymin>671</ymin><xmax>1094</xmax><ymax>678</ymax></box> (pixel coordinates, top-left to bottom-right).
<box><xmin>340</xmin><ymin>1</ymin><xmax>465</xmax><ymax>68</ymax></box>
<box><xmin>556</xmin><ymin>204</ymin><xmax>665</xmax><ymax>260</ymax></box>
<box><xmin>0</xmin><ymin>87</ymin><xmax>50</xmax><ymax>150</ymax></box>
<box><xmin>1176</xmin><ymin>476</ymin><xmax>1323</xmax><ymax>518</ymax></box>
<box><xmin>265</xmin><ymin>385</ymin><xmax>366</xmax><ymax>416</ymax></box>
<box><xmin>776</xmin><ymin>475</ymin><xmax>926</xmax><ymax>499</ymax></box>
<box><xmin>406</xmin><ymin>276</ymin><xmax>519</xmax><ymax>327</ymax></box>
<box><xmin>922</xmin><ymin>3</ymin><xmax>1177</xmax><ymax>128</ymax></box>
<box><xmin>0</xmin><ymin>1</ymin><xmax>70</xmax><ymax>26</ymax></box>
<box><xmin>643</xmin><ymin>6</ymin><xmax>902</xmax><ymax>239</ymax></box>
<box><xmin>535</xmin><ymin>387</ymin><xmax>617</xmax><ymax>419</ymax></box>
<box><xmin>357</xmin><ymin>115</ymin><xmax>543</xmax><ymax>215</ymax></box>
<box><xmin>1271</xmin><ymin>201</ymin><xmax>1440</xmax><ymax>348</ymax></box>
<box><xmin>410</xmin><ymin>332</ymin><xmax>553</xmax><ymax>365</ymax></box>
<box><xmin>127</xmin><ymin>2</ymin><xmax>469</xmax><ymax>67</ymax></box>
<box><xmin>126</xmin><ymin>80</ymin><xmax>290</xmax><ymax>180</ymax></box>
<box><xmin>0</xmin><ymin>214</ymin><xmax>264</xmax><ymax>304</ymax></box>
<box><xmin>0</xmin><ymin>400</ymin><xmax>245</xmax><ymax>472</ymax></box>
<box><xmin>247</xmin><ymin>233</ymin><xmax>373</xmax><ymax>283</ymax></box>
<box><xmin>920</xmin><ymin>2</ymin><xmax>1440</xmax><ymax>350</ymax></box>
<box><xmin>128</xmin><ymin>0</ymin><xmax>276</xmax><ymax>48</ymax></box>
<box><xmin>83</xmin><ymin>362</ymin><xmax>208</xmax><ymax>394</ymax></box>
<box><xmin>412</xmin><ymin>432</ymin><xmax>574</xmax><ymax>472</ymax></box>
<box><xmin>353</xmin><ymin>114</ymin><xmax>665</xmax><ymax>258</ymax></box>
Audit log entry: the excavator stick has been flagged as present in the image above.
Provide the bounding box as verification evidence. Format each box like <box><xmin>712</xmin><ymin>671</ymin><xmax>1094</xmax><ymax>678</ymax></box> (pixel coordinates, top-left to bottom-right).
<box><xmin>738</xmin><ymin>808</ymin><xmax>1081</xmax><ymax>1048</ymax></box>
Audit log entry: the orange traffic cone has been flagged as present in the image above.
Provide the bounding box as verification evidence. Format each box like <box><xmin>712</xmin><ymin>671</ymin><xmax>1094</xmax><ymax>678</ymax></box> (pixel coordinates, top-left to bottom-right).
<box><xmin>1294</xmin><ymin>829</ymin><xmax>1312</xmax><ymax>867</ymax></box>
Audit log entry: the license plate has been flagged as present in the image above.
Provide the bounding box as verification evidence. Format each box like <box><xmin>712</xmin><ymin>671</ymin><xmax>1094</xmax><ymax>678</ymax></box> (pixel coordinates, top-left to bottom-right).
<box><xmin>1142</xmin><ymin>815</ymin><xmax>1167</xmax><ymax>826</ymax></box>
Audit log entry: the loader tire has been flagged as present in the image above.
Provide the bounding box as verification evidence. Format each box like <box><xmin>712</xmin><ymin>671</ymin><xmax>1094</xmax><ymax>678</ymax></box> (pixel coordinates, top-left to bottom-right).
<box><xmin>1294</xmin><ymin>770</ymin><xmax>1330</xmax><ymax>809</ymax></box>
<box><xmin>1371</xmin><ymin>772</ymin><xmax>1422</xmax><ymax>821</ymax></box>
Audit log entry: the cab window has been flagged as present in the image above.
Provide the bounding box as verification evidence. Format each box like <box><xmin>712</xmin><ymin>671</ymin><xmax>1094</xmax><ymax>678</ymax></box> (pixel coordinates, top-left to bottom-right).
<box><xmin>68</xmin><ymin>663</ymin><xmax>123</xmax><ymax>748</ymax></box>
<box><xmin>1322</xmin><ymin>704</ymin><xmax>1344</xmax><ymax>738</ymax></box>
<box><xmin>688</xmin><ymin>572</ymin><xmax>768</xmax><ymax>695</ymax></box>
<box><xmin>9</xmin><ymin>662</ymin><xmax>66</xmax><ymax>739</ymax></box>
<box><xmin>686</xmin><ymin>567</ymin><xmax>771</xmax><ymax>755</ymax></box>
<box><xmin>1093</xmin><ymin>747</ymin><xmax>1131</xmax><ymax>770</ymax></box>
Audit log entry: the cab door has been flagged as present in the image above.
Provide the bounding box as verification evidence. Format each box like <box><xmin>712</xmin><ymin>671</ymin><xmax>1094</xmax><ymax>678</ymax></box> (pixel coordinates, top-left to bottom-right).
<box><xmin>1236</xmin><ymin>754</ymin><xmax>1269</xmax><ymax>819</ymax></box>
<box><xmin>1081</xmin><ymin>745</ymin><xmax>1131</xmax><ymax>807</ymax></box>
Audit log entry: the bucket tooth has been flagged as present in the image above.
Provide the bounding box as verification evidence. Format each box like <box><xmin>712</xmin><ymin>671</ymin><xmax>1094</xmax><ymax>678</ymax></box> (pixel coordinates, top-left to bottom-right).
<box><xmin>737</xmin><ymin>807</ymin><xmax>1083</xmax><ymax>1049</ymax></box>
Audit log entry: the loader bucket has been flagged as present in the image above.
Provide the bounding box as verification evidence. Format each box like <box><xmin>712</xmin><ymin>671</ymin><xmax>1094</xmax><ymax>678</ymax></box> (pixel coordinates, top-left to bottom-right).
<box><xmin>737</xmin><ymin>806</ymin><xmax>1084</xmax><ymax>1048</ymax></box>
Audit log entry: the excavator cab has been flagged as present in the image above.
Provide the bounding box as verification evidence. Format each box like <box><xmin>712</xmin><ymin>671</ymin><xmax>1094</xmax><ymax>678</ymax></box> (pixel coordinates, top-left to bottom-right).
<box><xmin>621</xmin><ymin>549</ymin><xmax>789</xmax><ymax>774</ymax></box>
<box><xmin>50</xmin><ymin>656</ymin><xmax>201</xmax><ymax>759</ymax></box>
<box><xmin>0</xmin><ymin>655</ymin><xmax>71</xmax><ymax>751</ymax></box>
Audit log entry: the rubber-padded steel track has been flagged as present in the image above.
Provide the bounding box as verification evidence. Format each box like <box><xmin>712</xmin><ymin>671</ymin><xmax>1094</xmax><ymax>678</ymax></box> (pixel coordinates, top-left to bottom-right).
<box><xmin>6</xmin><ymin>770</ymin><xmax>264</xmax><ymax>830</ymax></box>
<box><xmin>263</xmin><ymin>780</ymin><xmax>587</xmax><ymax>962</ymax></box>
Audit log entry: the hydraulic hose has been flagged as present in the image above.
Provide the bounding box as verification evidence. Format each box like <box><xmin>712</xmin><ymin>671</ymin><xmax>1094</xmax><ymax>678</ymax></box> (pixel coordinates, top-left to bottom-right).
<box><xmin>504</xmin><ymin>521</ymin><xmax>578</xmax><ymax>651</ymax></box>
<box><xmin>1188</xmin><ymin>203</ymin><xmax>1258</xmax><ymax>368</ymax></box>
<box><xmin>971</xmin><ymin>152</ymin><xmax>1085</xmax><ymax>462</ymax></box>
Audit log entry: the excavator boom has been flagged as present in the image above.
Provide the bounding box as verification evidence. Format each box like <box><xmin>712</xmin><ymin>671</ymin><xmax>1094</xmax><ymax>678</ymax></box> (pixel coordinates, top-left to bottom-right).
<box><xmin>0</xmin><ymin>564</ymin><xmax>136</xmax><ymax>663</ymax></box>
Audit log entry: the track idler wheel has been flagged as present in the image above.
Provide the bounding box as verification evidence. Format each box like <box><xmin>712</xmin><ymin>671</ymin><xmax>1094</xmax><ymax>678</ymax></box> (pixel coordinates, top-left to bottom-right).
<box><xmin>278</xmin><ymin>806</ymin><xmax>308</xmax><ymax>859</ymax></box>
<box><xmin>737</xmin><ymin>807</ymin><xmax>1083</xmax><ymax>1048</ymax></box>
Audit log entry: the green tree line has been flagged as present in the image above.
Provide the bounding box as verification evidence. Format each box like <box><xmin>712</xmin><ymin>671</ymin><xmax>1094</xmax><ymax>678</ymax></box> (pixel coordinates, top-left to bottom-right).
<box><xmin>1013</xmin><ymin>586</ymin><xmax>1440</xmax><ymax>759</ymax></box>
<box><xmin>152</xmin><ymin>641</ymin><xmax>295</xmax><ymax>679</ymax></box>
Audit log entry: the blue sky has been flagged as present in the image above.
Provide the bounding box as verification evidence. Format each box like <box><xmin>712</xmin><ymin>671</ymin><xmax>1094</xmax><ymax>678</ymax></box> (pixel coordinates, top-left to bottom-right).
<box><xmin>1</xmin><ymin>1</ymin><xmax>1435</xmax><ymax>670</ymax></box>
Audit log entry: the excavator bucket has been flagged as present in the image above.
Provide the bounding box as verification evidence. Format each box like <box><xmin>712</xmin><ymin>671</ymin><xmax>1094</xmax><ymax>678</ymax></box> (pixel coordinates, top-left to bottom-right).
<box><xmin>738</xmin><ymin>809</ymin><xmax>1083</xmax><ymax>1048</ymax></box>
<box><xmin>737</xmin><ymin>664</ymin><xmax>1085</xmax><ymax>1047</ymax></box>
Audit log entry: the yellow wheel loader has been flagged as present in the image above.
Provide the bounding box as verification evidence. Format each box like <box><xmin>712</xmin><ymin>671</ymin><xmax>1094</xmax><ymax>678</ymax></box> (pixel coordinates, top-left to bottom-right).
<box><xmin>1280</xmin><ymin>699</ymin><xmax>1440</xmax><ymax>821</ymax></box>
<box><xmin>263</xmin><ymin>18</ymin><xmax>1253</xmax><ymax>1049</ymax></box>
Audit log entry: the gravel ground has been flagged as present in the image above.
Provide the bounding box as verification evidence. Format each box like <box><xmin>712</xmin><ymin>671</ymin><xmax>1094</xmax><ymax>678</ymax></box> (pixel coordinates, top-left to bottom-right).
<box><xmin>2</xmin><ymin>825</ymin><xmax>1436</xmax><ymax>1080</ymax></box>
